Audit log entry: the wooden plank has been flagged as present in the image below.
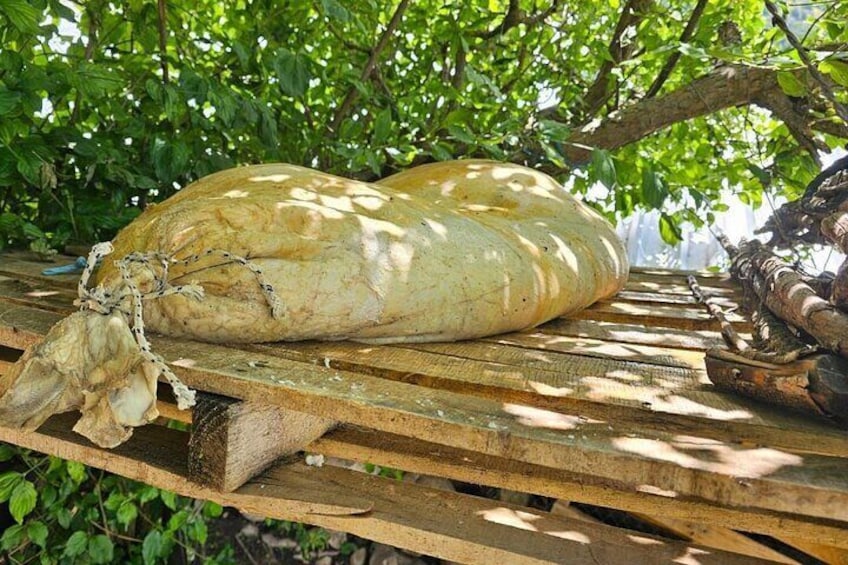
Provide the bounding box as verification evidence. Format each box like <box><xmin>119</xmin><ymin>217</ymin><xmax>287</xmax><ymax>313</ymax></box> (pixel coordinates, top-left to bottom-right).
<box><xmin>552</xmin><ymin>500</ymin><xmax>799</xmax><ymax>564</ymax></box>
<box><xmin>776</xmin><ymin>537</ymin><xmax>848</xmax><ymax>564</ymax></box>
<box><xmin>188</xmin><ymin>392</ymin><xmax>334</xmax><ymax>491</ymax></box>
<box><xmin>624</xmin><ymin>279</ymin><xmax>741</xmax><ymax>297</ymax></box>
<box><xmin>0</xmin><ymin>415</ymin><xmax>771</xmax><ymax>565</ymax></box>
<box><xmin>631</xmin><ymin>514</ymin><xmax>799</xmax><ymax>564</ymax></box>
<box><xmin>309</xmin><ymin>426</ymin><xmax>848</xmax><ymax>548</ymax></box>
<box><xmin>628</xmin><ymin>268</ymin><xmax>738</xmax><ymax>288</ymax></box>
<box><xmin>7</xmin><ymin>286</ymin><xmax>841</xmax><ymax>463</ymax></box>
<box><xmin>482</xmin><ymin>332</ymin><xmax>707</xmax><ymax>370</ymax></box>
<box><xmin>540</xmin><ymin>319</ymin><xmax>733</xmax><ymax>351</ymax></box>
<box><xmin>2</xmin><ymin>301</ymin><xmax>848</xmax><ymax>523</ymax></box>
<box><xmin>248</xmin><ymin>338</ymin><xmax>848</xmax><ymax>459</ymax></box>
<box><xmin>614</xmin><ymin>289</ymin><xmax>740</xmax><ymax>307</ymax></box>
<box><xmin>0</xmin><ymin>254</ymin><xmax>80</xmax><ymax>288</ymax></box>
<box><xmin>572</xmin><ymin>300</ymin><xmax>753</xmax><ymax>332</ymax></box>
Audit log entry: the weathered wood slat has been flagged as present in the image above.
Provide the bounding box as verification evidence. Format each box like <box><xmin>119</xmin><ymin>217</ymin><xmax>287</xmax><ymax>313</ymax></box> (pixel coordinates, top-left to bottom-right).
<box><xmin>573</xmin><ymin>300</ymin><xmax>753</xmax><ymax>332</ymax></box>
<box><xmin>630</xmin><ymin>514</ymin><xmax>799</xmax><ymax>564</ymax></box>
<box><xmin>246</xmin><ymin>338</ymin><xmax>848</xmax><ymax>458</ymax></box>
<box><xmin>4</xmin><ymin>283</ymin><xmax>842</xmax><ymax>461</ymax></box>
<box><xmin>482</xmin><ymin>332</ymin><xmax>707</xmax><ymax>370</ymax></box>
<box><xmin>309</xmin><ymin>426</ymin><xmax>848</xmax><ymax>548</ymax></box>
<box><xmin>3</xmin><ymin>303</ymin><xmax>847</xmax><ymax>524</ymax></box>
<box><xmin>0</xmin><ymin>414</ymin><xmax>770</xmax><ymax>565</ymax></box>
<box><xmin>540</xmin><ymin>319</ymin><xmax>735</xmax><ymax>351</ymax></box>
<box><xmin>614</xmin><ymin>289</ymin><xmax>739</xmax><ymax>307</ymax></box>
<box><xmin>188</xmin><ymin>392</ymin><xmax>335</xmax><ymax>491</ymax></box>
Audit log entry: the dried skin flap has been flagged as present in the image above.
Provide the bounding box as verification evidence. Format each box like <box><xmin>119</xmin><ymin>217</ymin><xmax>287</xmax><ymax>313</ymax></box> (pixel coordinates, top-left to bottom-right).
<box><xmin>0</xmin><ymin>311</ymin><xmax>158</xmax><ymax>447</ymax></box>
<box><xmin>0</xmin><ymin>160</ymin><xmax>629</xmax><ymax>447</ymax></box>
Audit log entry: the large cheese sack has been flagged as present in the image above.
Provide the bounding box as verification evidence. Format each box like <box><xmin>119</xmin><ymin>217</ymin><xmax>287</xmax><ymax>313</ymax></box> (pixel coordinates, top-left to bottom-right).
<box><xmin>0</xmin><ymin>160</ymin><xmax>628</xmax><ymax>447</ymax></box>
<box><xmin>95</xmin><ymin>160</ymin><xmax>629</xmax><ymax>343</ymax></box>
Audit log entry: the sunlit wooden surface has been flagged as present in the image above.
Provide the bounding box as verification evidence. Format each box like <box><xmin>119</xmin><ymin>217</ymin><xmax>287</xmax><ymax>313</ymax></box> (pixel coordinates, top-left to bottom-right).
<box><xmin>1</xmin><ymin>252</ymin><xmax>846</xmax><ymax>564</ymax></box>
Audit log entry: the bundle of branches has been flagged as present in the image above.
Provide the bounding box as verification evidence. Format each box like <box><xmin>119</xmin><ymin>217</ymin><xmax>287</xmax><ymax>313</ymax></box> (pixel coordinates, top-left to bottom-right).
<box><xmin>705</xmin><ymin>157</ymin><xmax>848</xmax><ymax>424</ymax></box>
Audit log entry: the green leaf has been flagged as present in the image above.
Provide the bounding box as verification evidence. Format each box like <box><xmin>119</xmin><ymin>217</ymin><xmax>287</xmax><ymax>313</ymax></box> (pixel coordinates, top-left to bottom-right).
<box><xmin>820</xmin><ymin>60</ymin><xmax>848</xmax><ymax>88</ymax></box>
<box><xmin>640</xmin><ymin>166</ymin><xmax>668</xmax><ymax>209</ymax></box>
<box><xmin>0</xmin><ymin>471</ymin><xmax>22</xmax><ymax>502</ymax></box>
<box><xmin>0</xmin><ymin>87</ymin><xmax>21</xmax><ymax>116</ymax></box>
<box><xmin>591</xmin><ymin>148</ymin><xmax>617</xmax><ymax>189</ymax></box>
<box><xmin>189</xmin><ymin>517</ymin><xmax>208</xmax><ymax>544</ymax></box>
<box><xmin>776</xmin><ymin>71</ymin><xmax>806</xmax><ymax>97</ymax></box>
<box><xmin>447</xmin><ymin>124</ymin><xmax>476</xmax><ymax>144</ymax></box>
<box><xmin>71</xmin><ymin>62</ymin><xmax>123</xmax><ymax>97</ymax></box>
<box><xmin>152</xmin><ymin>139</ymin><xmax>190</xmax><ymax>182</ymax></box>
<box><xmin>88</xmin><ymin>534</ymin><xmax>114</xmax><ymax>564</ymax></box>
<box><xmin>658</xmin><ymin>213</ymin><xmax>682</xmax><ymax>244</ymax></box>
<box><xmin>138</xmin><ymin>486</ymin><xmax>160</xmax><ymax>504</ymax></box>
<box><xmin>538</xmin><ymin>119</ymin><xmax>570</xmax><ymax>140</ymax></box>
<box><xmin>1</xmin><ymin>524</ymin><xmax>24</xmax><ymax>551</ymax></box>
<box><xmin>0</xmin><ymin>0</ymin><xmax>41</xmax><ymax>33</ymax></box>
<box><xmin>9</xmin><ymin>480</ymin><xmax>37</xmax><ymax>523</ymax></box>
<box><xmin>321</xmin><ymin>0</ymin><xmax>350</xmax><ymax>21</ymax></box>
<box><xmin>273</xmin><ymin>49</ymin><xmax>311</xmax><ymax>97</ymax></box>
<box><xmin>159</xmin><ymin>489</ymin><xmax>178</xmax><ymax>510</ymax></box>
<box><xmin>202</xmin><ymin>501</ymin><xmax>223</xmax><ymax>518</ymax></box>
<box><xmin>0</xmin><ymin>444</ymin><xmax>15</xmax><ymax>462</ymax></box>
<box><xmin>373</xmin><ymin>108</ymin><xmax>392</xmax><ymax>144</ymax></box>
<box><xmin>232</xmin><ymin>41</ymin><xmax>250</xmax><ymax>69</ymax></box>
<box><xmin>56</xmin><ymin>507</ymin><xmax>73</xmax><ymax>529</ymax></box>
<box><xmin>167</xmin><ymin>509</ymin><xmax>189</xmax><ymax>532</ymax></box>
<box><xmin>26</xmin><ymin>521</ymin><xmax>48</xmax><ymax>548</ymax></box>
<box><xmin>64</xmin><ymin>531</ymin><xmax>88</xmax><ymax>557</ymax></box>
<box><xmin>67</xmin><ymin>460</ymin><xmax>86</xmax><ymax>483</ymax></box>
<box><xmin>117</xmin><ymin>501</ymin><xmax>138</xmax><ymax>529</ymax></box>
<box><xmin>142</xmin><ymin>530</ymin><xmax>163</xmax><ymax>565</ymax></box>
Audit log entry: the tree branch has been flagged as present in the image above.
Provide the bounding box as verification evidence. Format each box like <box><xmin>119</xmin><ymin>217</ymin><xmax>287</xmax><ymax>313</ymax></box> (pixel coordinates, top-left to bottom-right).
<box><xmin>471</xmin><ymin>0</ymin><xmax>561</xmax><ymax>40</ymax></box>
<box><xmin>645</xmin><ymin>0</ymin><xmax>708</xmax><ymax>98</ymax></box>
<box><xmin>582</xmin><ymin>0</ymin><xmax>652</xmax><ymax>117</ymax></box>
<box><xmin>157</xmin><ymin>0</ymin><xmax>169</xmax><ymax>84</ymax></box>
<box><xmin>764</xmin><ymin>0</ymin><xmax>848</xmax><ymax>123</ymax></box>
<box><xmin>330</xmin><ymin>0</ymin><xmax>410</xmax><ymax>132</ymax></box>
<box><xmin>561</xmin><ymin>65</ymin><xmax>778</xmax><ymax>163</ymax></box>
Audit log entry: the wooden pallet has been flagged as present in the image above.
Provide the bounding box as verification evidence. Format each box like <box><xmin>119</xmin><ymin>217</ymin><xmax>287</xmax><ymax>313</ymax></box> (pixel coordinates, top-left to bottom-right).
<box><xmin>1</xmin><ymin>252</ymin><xmax>847</xmax><ymax>564</ymax></box>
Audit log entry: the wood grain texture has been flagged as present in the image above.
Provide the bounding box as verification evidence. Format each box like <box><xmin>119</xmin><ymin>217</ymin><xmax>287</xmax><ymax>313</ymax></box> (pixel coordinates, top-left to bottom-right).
<box><xmin>189</xmin><ymin>392</ymin><xmax>334</xmax><ymax>491</ymax></box>
<box><xmin>309</xmin><ymin>426</ymin><xmax>848</xmax><ymax>548</ymax></box>
<box><xmin>631</xmin><ymin>513</ymin><xmax>799</xmax><ymax>564</ymax></box>
<box><xmin>2</xmin><ymin>300</ymin><xmax>848</xmax><ymax>523</ymax></box>
<box><xmin>0</xmin><ymin>415</ymin><xmax>772</xmax><ymax>565</ymax></box>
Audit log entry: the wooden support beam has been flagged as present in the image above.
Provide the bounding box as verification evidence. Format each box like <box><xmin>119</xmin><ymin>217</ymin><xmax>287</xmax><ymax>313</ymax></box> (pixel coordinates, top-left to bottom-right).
<box><xmin>632</xmin><ymin>513</ymin><xmax>799</xmax><ymax>564</ymax></box>
<box><xmin>0</xmin><ymin>414</ymin><xmax>771</xmax><ymax>565</ymax></box>
<box><xmin>188</xmin><ymin>392</ymin><xmax>334</xmax><ymax>491</ymax></box>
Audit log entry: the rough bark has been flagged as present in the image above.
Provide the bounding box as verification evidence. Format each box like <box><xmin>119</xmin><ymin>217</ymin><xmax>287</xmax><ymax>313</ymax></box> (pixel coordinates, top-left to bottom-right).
<box><xmin>561</xmin><ymin>65</ymin><xmax>798</xmax><ymax>164</ymax></box>
<box><xmin>729</xmin><ymin>239</ymin><xmax>848</xmax><ymax>357</ymax></box>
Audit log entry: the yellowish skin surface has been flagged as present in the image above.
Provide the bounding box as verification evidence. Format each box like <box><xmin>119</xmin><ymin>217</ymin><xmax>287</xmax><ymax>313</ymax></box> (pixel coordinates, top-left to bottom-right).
<box><xmin>96</xmin><ymin>160</ymin><xmax>629</xmax><ymax>343</ymax></box>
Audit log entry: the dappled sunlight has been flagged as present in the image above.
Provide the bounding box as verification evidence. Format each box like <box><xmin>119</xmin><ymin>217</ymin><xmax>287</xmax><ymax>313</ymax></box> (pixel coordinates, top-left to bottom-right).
<box><xmin>629</xmin><ymin>535</ymin><xmax>665</xmax><ymax>546</ymax></box>
<box><xmin>612</xmin><ymin>435</ymin><xmax>803</xmax><ymax>478</ymax></box>
<box><xmin>581</xmin><ymin>375</ymin><xmax>753</xmax><ymax>420</ymax></box>
<box><xmin>477</xmin><ymin>507</ymin><xmax>541</xmax><ymax>531</ymax></box>
<box><xmin>170</xmin><ymin>357</ymin><xmax>197</xmax><ymax>368</ymax></box>
<box><xmin>503</xmin><ymin>403</ymin><xmax>604</xmax><ymax>430</ymax></box>
<box><xmin>546</xmin><ymin>530</ymin><xmax>591</xmax><ymax>543</ymax></box>
<box><xmin>673</xmin><ymin>547</ymin><xmax>712</xmax><ymax>565</ymax></box>
<box><xmin>476</xmin><ymin>507</ymin><xmax>591</xmax><ymax>545</ymax></box>
<box><xmin>527</xmin><ymin>381</ymin><xmax>575</xmax><ymax>396</ymax></box>
<box><xmin>248</xmin><ymin>173</ymin><xmax>292</xmax><ymax>183</ymax></box>
<box><xmin>216</xmin><ymin>189</ymin><xmax>250</xmax><ymax>198</ymax></box>
<box><xmin>26</xmin><ymin>290</ymin><xmax>60</xmax><ymax>298</ymax></box>
<box><xmin>636</xmin><ymin>484</ymin><xmax>678</xmax><ymax>498</ymax></box>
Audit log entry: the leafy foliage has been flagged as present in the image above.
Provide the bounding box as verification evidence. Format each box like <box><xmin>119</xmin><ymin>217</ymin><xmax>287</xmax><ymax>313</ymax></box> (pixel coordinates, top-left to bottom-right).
<box><xmin>0</xmin><ymin>0</ymin><xmax>845</xmax><ymax>248</ymax></box>
<box><xmin>0</xmin><ymin>443</ymin><xmax>232</xmax><ymax>564</ymax></box>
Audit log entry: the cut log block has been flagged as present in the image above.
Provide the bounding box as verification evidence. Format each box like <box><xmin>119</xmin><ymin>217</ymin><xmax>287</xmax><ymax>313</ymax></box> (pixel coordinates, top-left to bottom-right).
<box><xmin>705</xmin><ymin>350</ymin><xmax>848</xmax><ymax>424</ymax></box>
<box><xmin>188</xmin><ymin>392</ymin><xmax>335</xmax><ymax>491</ymax></box>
